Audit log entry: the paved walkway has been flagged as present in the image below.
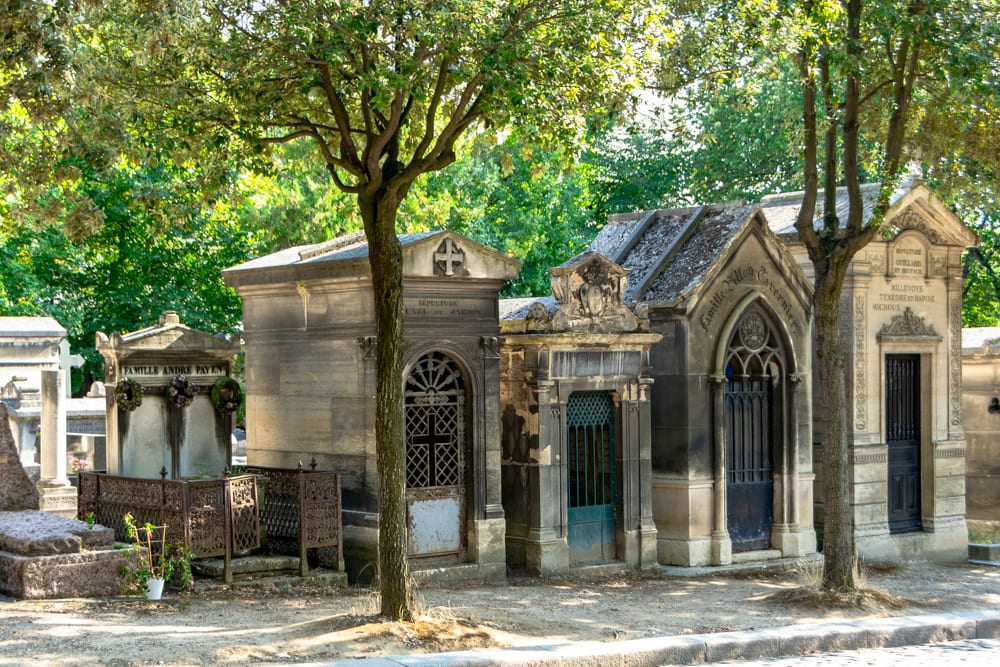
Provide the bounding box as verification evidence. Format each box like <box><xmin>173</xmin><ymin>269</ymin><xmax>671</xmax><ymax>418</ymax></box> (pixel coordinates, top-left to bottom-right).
<box><xmin>283</xmin><ymin>610</ymin><xmax>1000</xmax><ymax>667</ymax></box>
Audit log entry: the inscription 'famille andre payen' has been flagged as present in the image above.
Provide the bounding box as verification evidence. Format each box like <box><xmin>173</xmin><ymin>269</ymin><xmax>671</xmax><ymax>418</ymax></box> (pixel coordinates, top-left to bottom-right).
<box><xmin>122</xmin><ymin>364</ymin><xmax>227</xmax><ymax>377</ymax></box>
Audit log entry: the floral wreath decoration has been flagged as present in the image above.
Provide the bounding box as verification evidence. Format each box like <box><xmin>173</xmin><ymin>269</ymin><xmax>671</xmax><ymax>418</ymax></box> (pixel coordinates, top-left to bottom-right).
<box><xmin>210</xmin><ymin>377</ymin><xmax>243</xmax><ymax>415</ymax></box>
<box><xmin>167</xmin><ymin>374</ymin><xmax>198</xmax><ymax>408</ymax></box>
<box><xmin>113</xmin><ymin>377</ymin><xmax>144</xmax><ymax>412</ymax></box>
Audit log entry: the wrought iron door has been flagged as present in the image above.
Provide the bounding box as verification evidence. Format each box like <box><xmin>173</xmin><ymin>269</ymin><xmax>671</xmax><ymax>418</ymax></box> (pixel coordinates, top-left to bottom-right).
<box><xmin>725</xmin><ymin>375</ymin><xmax>775</xmax><ymax>551</ymax></box>
<box><xmin>886</xmin><ymin>354</ymin><xmax>921</xmax><ymax>533</ymax></box>
<box><xmin>405</xmin><ymin>352</ymin><xmax>466</xmax><ymax>559</ymax></box>
<box><xmin>724</xmin><ymin>310</ymin><xmax>780</xmax><ymax>553</ymax></box>
<box><xmin>566</xmin><ymin>391</ymin><xmax>616</xmax><ymax>564</ymax></box>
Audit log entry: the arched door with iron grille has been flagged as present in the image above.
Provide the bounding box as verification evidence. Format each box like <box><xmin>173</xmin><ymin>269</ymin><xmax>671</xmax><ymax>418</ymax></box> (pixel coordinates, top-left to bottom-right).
<box><xmin>566</xmin><ymin>391</ymin><xmax>616</xmax><ymax>564</ymax></box>
<box><xmin>724</xmin><ymin>309</ymin><xmax>783</xmax><ymax>552</ymax></box>
<box><xmin>405</xmin><ymin>352</ymin><xmax>466</xmax><ymax>560</ymax></box>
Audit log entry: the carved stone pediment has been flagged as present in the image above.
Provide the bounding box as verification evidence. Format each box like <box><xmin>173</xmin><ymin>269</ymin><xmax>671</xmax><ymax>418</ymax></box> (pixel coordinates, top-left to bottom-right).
<box><xmin>877</xmin><ymin>307</ymin><xmax>941</xmax><ymax>339</ymax></box>
<box><xmin>549</xmin><ymin>252</ymin><xmax>638</xmax><ymax>333</ymax></box>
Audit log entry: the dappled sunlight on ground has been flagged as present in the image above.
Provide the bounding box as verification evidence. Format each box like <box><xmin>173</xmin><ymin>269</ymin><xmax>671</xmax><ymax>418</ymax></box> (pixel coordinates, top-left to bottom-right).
<box><xmin>1</xmin><ymin>562</ymin><xmax>997</xmax><ymax>665</ymax></box>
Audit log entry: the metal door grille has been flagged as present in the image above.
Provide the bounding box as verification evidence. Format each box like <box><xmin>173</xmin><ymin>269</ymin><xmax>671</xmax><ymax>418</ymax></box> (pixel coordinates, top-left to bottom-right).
<box><xmin>405</xmin><ymin>353</ymin><xmax>464</xmax><ymax>489</ymax></box>
<box><xmin>886</xmin><ymin>354</ymin><xmax>921</xmax><ymax>533</ymax></box>
<box><xmin>404</xmin><ymin>351</ymin><xmax>466</xmax><ymax>559</ymax></box>
<box><xmin>566</xmin><ymin>392</ymin><xmax>615</xmax><ymax>510</ymax></box>
<box><xmin>725</xmin><ymin>378</ymin><xmax>774</xmax><ymax>485</ymax></box>
<box><xmin>724</xmin><ymin>309</ymin><xmax>781</xmax><ymax>552</ymax></box>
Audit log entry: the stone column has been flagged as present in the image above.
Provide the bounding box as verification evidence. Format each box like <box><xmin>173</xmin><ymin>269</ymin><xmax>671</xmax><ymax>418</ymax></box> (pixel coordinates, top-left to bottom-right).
<box><xmin>709</xmin><ymin>373</ymin><xmax>731</xmax><ymax>565</ymax></box>
<box><xmin>37</xmin><ymin>369</ymin><xmax>76</xmax><ymax>517</ymax></box>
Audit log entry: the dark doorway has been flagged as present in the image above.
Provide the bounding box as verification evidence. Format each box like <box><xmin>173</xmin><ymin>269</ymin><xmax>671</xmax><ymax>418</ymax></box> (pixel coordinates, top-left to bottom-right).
<box><xmin>404</xmin><ymin>351</ymin><xmax>466</xmax><ymax>560</ymax></box>
<box><xmin>725</xmin><ymin>372</ymin><xmax>775</xmax><ymax>551</ymax></box>
<box><xmin>886</xmin><ymin>354</ymin><xmax>921</xmax><ymax>533</ymax></box>
<box><xmin>566</xmin><ymin>391</ymin><xmax>616</xmax><ymax>564</ymax></box>
<box><xmin>724</xmin><ymin>309</ymin><xmax>782</xmax><ymax>553</ymax></box>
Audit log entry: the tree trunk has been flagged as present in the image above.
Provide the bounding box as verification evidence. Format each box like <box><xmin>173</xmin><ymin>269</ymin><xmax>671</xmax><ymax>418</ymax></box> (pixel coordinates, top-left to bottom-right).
<box><xmin>359</xmin><ymin>190</ymin><xmax>413</xmax><ymax>620</ymax></box>
<box><xmin>814</xmin><ymin>268</ymin><xmax>856</xmax><ymax>590</ymax></box>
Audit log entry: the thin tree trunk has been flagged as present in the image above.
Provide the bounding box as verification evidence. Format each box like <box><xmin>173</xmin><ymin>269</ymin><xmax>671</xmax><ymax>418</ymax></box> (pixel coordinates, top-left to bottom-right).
<box><xmin>814</xmin><ymin>270</ymin><xmax>856</xmax><ymax>590</ymax></box>
<box><xmin>359</xmin><ymin>190</ymin><xmax>413</xmax><ymax>620</ymax></box>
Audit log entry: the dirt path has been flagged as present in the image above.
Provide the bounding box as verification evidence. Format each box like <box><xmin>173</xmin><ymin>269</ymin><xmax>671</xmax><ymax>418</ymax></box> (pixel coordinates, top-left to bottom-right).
<box><xmin>1</xmin><ymin>562</ymin><xmax>997</xmax><ymax>666</ymax></box>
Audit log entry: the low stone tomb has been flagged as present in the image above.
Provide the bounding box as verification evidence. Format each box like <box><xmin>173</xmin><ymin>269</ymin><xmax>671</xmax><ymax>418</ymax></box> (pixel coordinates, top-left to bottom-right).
<box><xmin>0</xmin><ymin>510</ymin><xmax>136</xmax><ymax>599</ymax></box>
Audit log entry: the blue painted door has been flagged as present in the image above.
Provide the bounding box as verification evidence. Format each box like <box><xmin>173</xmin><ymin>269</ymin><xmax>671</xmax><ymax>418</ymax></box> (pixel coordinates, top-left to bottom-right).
<box><xmin>566</xmin><ymin>392</ymin><xmax>616</xmax><ymax>563</ymax></box>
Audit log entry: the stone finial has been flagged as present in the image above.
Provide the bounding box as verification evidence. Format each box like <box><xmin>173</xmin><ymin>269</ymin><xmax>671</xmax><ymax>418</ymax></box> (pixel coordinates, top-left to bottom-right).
<box><xmin>0</xmin><ymin>403</ymin><xmax>41</xmax><ymax>511</ymax></box>
<box><xmin>159</xmin><ymin>311</ymin><xmax>181</xmax><ymax>326</ymax></box>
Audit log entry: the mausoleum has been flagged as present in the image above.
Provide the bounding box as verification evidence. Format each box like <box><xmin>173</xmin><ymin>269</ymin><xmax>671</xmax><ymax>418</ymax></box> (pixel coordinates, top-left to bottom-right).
<box><xmin>584</xmin><ymin>203</ymin><xmax>817</xmax><ymax>566</ymax></box>
<box><xmin>224</xmin><ymin>231</ymin><xmax>519</xmax><ymax>580</ymax></box>
<box><xmin>499</xmin><ymin>252</ymin><xmax>661</xmax><ymax>573</ymax></box>
<box><xmin>762</xmin><ymin>181</ymin><xmax>976</xmax><ymax>562</ymax></box>
<box><xmin>97</xmin><ymin>311</ymin><xmax>239</xmax><ymax>480</ymax></box>
<box><xmin>960</xmin><ymin>327</ymin><xmax>1000</xmax><ymax>526</ymax></box>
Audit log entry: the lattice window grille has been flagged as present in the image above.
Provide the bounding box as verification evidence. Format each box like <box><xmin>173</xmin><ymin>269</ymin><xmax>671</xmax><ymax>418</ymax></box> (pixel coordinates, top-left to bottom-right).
<box><xmin>405</xmin><ymin>352</ymin><xmax>465</xmax><ymax>490</ymax></box>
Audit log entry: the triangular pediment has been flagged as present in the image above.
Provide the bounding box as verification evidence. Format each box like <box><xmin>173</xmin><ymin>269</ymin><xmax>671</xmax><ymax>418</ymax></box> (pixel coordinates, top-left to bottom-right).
<box><xmin>96</xmin><ymin>311</ymin><xmax>238</xmax><ymax>354</ymax></box>
<box><xmin>225</xmin><ymin>230</ymin><xmax>520</xmax><ymax>286</ymax></box>
<box><xmin>883</xmin><ymin>185</ymin><xmax>979</xmax><ymax>248</ymax></box>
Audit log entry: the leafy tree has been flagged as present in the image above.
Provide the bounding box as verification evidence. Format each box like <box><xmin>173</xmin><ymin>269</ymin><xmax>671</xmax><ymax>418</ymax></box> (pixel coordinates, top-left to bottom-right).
<box><xmin>81</xmin><ymin>0</ymin><xmax>657</xmax><ymax>618</ymax></box>
<box><xmin>779</xmin><ymin>0</ymin><xmax>1000</xmax><ymax>589</ymax></box>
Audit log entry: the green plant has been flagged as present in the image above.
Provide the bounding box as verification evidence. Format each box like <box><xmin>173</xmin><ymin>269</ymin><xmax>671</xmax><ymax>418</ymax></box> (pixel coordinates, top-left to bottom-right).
<box><xmin>121</xmin><ymin>513</ymin><xmax>194</xmax><ymax>595</ymax></box>
<box><xmin>84</xmin><ymin>512</ymin><xmax>95</xmax><ymax>531</ymax></box>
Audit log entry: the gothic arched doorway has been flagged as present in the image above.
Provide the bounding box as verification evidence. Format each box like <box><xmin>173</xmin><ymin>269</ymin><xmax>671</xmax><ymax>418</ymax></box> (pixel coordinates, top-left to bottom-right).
<box><xmin>724</xmin><ymin>308</ymin><xmax>785</xmax><ymax>552</ymax></box>
<box><xmin>405</xmin><ymin>351</ymin><xmax>467</xmax><ymax>561</ymax></box>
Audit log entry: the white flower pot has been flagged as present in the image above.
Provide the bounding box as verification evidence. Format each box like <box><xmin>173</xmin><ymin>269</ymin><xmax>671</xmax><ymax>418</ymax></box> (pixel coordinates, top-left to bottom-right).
<box><xmin>145</xmin><ymin>577</ymin><xmax>165</xmax><ymax>600</ymax></box>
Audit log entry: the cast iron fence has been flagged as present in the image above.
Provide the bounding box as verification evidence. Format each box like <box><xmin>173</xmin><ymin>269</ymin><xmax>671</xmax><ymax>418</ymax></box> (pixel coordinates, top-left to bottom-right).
<box><xmin>243</xmin><ymin>463</ymin><xmax>343</xmax><ymax>575</ymax></box>
<box><xmin>77</xmin><ymin>463</ymin><xmax>343</xmax><ymax>580</ymax></box>
<box><xmin>77</xmin><ymin>471</ymin><xmax>260</xmax><ymax>582</ymax></box>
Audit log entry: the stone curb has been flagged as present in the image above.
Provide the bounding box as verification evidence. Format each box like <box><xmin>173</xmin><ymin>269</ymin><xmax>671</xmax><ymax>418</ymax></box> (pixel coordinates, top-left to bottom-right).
<box><xmin>284</xmin><ymin>610</ymin><xmax>1000</xmax><ymax>667</ymax></box>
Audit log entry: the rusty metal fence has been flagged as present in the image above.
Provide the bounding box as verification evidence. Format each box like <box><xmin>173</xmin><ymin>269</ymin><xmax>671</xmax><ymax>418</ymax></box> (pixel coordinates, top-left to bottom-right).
<box><xmin>77</xmin><ymin>464</ymin><xmax>342</xmax><ymax>579</ymax></box>
<box><xmin>244</xmin><ymin>464</ymin><xmax>343</xmax><ymax>575</ymax></box>
<box><xmin>77</xmin><ymin>471</ymin><xmax>261</xmax><ymax>582</ymax></box>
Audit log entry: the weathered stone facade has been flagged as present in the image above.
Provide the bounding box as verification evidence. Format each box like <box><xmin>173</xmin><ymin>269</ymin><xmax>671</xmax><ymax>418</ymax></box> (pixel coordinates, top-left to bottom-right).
<box><xmin>500</xmin><ymin>253</ymin><xmax>660</xmax><ymax>573</ymax></box>
<box><xmin>224</xmin><ymin>231</ymin><xmax>519</xmax><ymax>581</ymax></box>
<box><xmin>762</xmin><ymin>182</ymin><xmax>975</xmax><ymax>563</ymax></box>
<box><xmin>97</xmin><ymin>311</ymin><xmax>239</xmax><ymax>479</ymax></box>
<box><xmin>961</xmin><ymin>327</ymin><xmax>1000</xmax><ymax>525</ymax></box>
<box><xmin>587</xmin><ymin>204</ymin><xmax>817</xmax><ymax>566</ymax></box>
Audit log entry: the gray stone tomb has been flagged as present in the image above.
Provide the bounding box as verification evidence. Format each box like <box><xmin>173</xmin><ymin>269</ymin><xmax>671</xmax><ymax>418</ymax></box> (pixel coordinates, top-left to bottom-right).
<box><xmin>960</xmin><ymin>327</ymin><xmax>1000</xmax><ymax>527</ymax></box>
<box><xmin>762</xmin><ymin>181</ymin><xmax>975</xmax><ymax>563</ymax></box>
<box><xmin>97</xmin><ymin>311</ymin><xmax>240</xmax><ymax>479</ymax></box>
<box><xmin>585</xmin><ymin>202</ymin><xmax>818</xmax><ymax>567</ymax></box>
<box><xmin>224</xmin><ymin>231</ymin><xmax>520</xmax><ymax>580</ymax></box>
<box><xmin>499</xmin><ymin>252</ymin><xmax>661</xmax><ymax>574</ymax></box>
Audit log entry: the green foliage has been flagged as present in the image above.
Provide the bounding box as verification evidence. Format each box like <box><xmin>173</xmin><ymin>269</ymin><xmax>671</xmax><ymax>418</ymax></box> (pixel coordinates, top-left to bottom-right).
<box><xmin>121</xmin><ymin>513</ymin><xmax>194</xmax><ymax>595</ymax></box>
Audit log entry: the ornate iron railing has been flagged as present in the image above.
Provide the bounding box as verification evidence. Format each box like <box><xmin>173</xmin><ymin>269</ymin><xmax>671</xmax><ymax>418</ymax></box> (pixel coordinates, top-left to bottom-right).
<box><xmin>77</xmin><ymin>471</ymin><xmax>261</xmax><ymax>582</ymax></box>
<box><xmin>244</xmin><ymin>463</ymin><xmax>343</xmax><ymax>575</ymax></box>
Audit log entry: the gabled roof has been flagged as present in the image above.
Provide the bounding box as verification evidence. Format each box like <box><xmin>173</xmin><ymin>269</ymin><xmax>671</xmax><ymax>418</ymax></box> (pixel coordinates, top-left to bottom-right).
<box><xmin>587</xmin><ymin>202</ymin><xmax>811</xmax><ymax>309</ymax></box>
<box><xmin>224</xmin><ymin>230</ymin><xmax>520</xmax><ymax>287</ymax></box>
<box><xmin>96</xmin><ymin>311</ymin><xmax>237</xmax><ymax>354</ymax></box>
<box><xmin>761</xmin><ymin>180</ymin><xmax>978</xmax><ymax>247</ymax></box>
<box><xmin>0</xmin><ymin>317</ymin><xmax>65</xmax><ymax>339</ymax></box>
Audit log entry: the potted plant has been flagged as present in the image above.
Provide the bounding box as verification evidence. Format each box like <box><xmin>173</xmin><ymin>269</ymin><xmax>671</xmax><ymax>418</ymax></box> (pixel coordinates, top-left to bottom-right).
<box><xmin>122</xmin><ymin>513</ymin><xmax>193</xmax><ymax>599</ymax></box>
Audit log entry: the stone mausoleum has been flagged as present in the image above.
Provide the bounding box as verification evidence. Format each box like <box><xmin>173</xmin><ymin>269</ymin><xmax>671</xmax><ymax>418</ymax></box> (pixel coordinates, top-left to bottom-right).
<box><xmin>960</xmin><ymin>327</ymin><xmax>1000</xmax><ymax>526</ymax></box>
<box><xmin>499</xmin><ymin>252</ymin><xmax>661</xmax><ymax>573</ymax></box>
<box><xmin>583</xmin><ymin>203</ymin><xmax>817</xmax><ymax>566</ymax></box>
<box><xmin>98</xmin><ymin>311</ymin><xmax>239</xmax><ymax>480</ymax></box>
<box><xmin>224</xmin><ymin>231</ymin><xmax>520</xmax><ymax>579</ymax></box>
<box><xmin>762</xmin><ymin>181</ymin><xmax>976</xmax><ymax>562</ymax></box>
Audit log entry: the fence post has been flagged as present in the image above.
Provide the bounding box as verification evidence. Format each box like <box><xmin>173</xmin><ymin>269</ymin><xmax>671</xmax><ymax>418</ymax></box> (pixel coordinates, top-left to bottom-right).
<box><xmin>298</xmin><ymin>462</ymin><xmax>308</xmax><ymax>576</ymax></box>
<box><xmin>223</xmin><ymin>471</ymin><xmax>233</xmax><ymax>584</ymax></box>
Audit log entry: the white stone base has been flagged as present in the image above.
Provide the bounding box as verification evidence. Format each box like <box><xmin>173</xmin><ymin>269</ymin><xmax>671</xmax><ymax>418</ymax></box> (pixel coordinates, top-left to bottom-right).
<box><xmin>36</xmin><ymin>481</ymin><xmax>76</xmax><ymax>519</ymax></box>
